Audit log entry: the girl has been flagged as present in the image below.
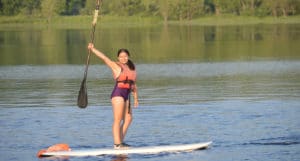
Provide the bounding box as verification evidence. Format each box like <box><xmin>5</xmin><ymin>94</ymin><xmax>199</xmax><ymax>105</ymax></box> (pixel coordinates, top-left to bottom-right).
<box><xmin>88</xmin><ymin>43</ymin><xmax>139</xmax><ymax>149</ymax></box>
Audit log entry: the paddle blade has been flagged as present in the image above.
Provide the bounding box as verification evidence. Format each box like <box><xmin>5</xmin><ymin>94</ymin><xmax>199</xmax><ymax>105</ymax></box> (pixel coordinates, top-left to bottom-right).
<box><xmin>77</xmin><ymin>79</ymin><xmax>88</xmax><ymax>108</ymax></box>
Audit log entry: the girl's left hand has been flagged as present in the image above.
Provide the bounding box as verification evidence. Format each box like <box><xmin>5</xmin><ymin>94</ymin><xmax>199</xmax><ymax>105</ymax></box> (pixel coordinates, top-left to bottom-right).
<box><xmin>134</xmin><ymin>99</ymin><xmax>139</xmax><ymax>108</ymax></box>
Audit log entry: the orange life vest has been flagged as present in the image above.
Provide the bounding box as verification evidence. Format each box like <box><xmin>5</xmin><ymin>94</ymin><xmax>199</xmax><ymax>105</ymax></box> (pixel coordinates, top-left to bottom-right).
<box><xmin>116</xmin><ymin>63</ymin><xmax>136</xmax><ymax>90</ymax></box>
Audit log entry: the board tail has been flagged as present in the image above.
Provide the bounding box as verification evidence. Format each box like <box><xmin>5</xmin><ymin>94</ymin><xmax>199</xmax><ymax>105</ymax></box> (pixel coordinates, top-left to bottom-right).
<box><xmin>37</xmin><ymin>143</ymin><xmax>71</xmax><ymax>158</ymax></box>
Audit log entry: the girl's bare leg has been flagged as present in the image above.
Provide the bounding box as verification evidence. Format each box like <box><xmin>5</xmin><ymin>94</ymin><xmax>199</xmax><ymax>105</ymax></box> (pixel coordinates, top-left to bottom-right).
<box><xmin>111</xmin><ymin>97</ymin><xmax>126</xmax><ymax>145</ymax></box>
<box><xmin>120</xmin><ymin>100</ymin><xmax>133</xmax><ymax>142</ymax></box>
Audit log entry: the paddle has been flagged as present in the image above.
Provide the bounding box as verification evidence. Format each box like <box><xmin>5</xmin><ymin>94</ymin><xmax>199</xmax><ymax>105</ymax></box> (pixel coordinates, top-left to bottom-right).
<box><xmin>77</xmin><ymin>0</ymin><xmax>102</xmax><ymax>108</ymax></box>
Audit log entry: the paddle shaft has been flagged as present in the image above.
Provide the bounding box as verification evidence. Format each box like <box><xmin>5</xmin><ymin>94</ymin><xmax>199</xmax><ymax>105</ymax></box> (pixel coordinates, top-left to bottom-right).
<box><xmin>77</xmin><ymin>0</ymin><xmax>102</xmax><ymax>108</ymax></box>
<box><xmin>84</xmin><ymin>0</ymin><xmax>100</xmax><ymax>78</ymax></box>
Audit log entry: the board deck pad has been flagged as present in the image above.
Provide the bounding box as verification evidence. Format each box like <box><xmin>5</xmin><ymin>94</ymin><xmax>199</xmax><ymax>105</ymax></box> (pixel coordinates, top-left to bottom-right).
<box><xmin>41</xmin><ymin>142</ymin><xmax>212</xmax><ymax>157</ymax></box>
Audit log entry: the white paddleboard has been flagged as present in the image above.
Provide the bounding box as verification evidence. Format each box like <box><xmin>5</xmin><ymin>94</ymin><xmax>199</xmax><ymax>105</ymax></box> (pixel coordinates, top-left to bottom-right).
<box><xmin>41</xmin><ymin>141</ymin><xmax>212</xmax><ymax>157</ymax></box>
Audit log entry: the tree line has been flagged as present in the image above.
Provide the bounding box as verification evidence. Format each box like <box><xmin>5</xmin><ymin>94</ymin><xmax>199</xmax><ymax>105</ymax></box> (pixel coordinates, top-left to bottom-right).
<box><xmin>0</xmin><ymin>0</ymin><xmax>299</xmax><ymax>21</ymax></box>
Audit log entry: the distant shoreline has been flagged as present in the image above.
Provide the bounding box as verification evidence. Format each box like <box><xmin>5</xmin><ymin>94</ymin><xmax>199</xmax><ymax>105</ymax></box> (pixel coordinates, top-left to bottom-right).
<box><xmin>0</xmin><ymin>15</ymin><xmax>299</xmax><ymax>29</ymax></box>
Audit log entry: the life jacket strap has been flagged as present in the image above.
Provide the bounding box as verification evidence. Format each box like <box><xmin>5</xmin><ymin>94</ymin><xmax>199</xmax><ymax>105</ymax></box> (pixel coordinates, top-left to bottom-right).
<box><xmin>117</xmin><ymin>76</ymin><xmax>135</xmax><ymax>85</ymax></box>
<box><xmin>117</xmin><ymin>80</ymin><xmax>135</xmax><ymax>84</ymax></box>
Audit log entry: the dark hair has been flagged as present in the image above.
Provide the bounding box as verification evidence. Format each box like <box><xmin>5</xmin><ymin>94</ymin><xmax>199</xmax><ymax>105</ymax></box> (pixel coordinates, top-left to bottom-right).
<box><xmin>117</xmin><ymin>48</ymin><xmax>135</xmax><ymax>70</ymax></box>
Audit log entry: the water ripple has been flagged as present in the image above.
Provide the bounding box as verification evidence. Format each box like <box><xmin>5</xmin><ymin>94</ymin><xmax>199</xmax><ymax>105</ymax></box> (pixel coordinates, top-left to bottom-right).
<box><xmin>245</xmin><ymin>136</ymin><xmax>300</xmax><ymax>146</ymax></box>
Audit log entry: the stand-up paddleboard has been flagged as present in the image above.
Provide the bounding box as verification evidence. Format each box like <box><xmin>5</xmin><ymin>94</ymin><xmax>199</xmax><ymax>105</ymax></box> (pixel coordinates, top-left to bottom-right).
<box><xmin>39</xmin><ymin>142</ymin><xmax>212</xmax><ymax>157</ymax></box>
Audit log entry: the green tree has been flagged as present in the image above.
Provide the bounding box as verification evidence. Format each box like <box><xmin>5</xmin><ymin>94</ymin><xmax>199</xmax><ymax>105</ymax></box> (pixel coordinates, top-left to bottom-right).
<box><xmin>65</xmin><ymin>0</ymin><xmax>84</xmax><ymax>15</ymax></box>
<box><xmin>41</xmin><ymin>0</ymin><xmax>66</xmax><ymax>22</ymax></box>
<box><xmin>203</xmin><ymin>0</ymin><xmax>214</xmax><ymax>15</ymax></box>
<box><xmin>228</xmin><ymin>0</ymin><xmax>241</xmax><ymax>15</ymax></box>
<box><xmin>145</xmin><ymin>0</ymin><xmax>160</xmax><ymax>16</ymax></box>
<box><xmin>159</xmin><ymin>0</ymin><xmax>170</xmax><ymax>23</ymax></box>
<box><xmin>212</xmin><ymin>0</ymin><xmax>221</xmax><ymax>15</ymax></box>
<box><xmin>278</xmin><ymin>0</ymin><xmax>299</xmax><ymax>16</ymax></box>
<box><xmin>186</xmin><ymin>0</ymin><xmax>205</xmax><ymax>19</ymax></box>
<box><xmin>21</xmin><ymin>0</ymin><xmax>41</xmax><ymax>16</ymax></box>
<box><xmin>239</xmin><ymin>0</ymin><xmax>263</xmax><ymax>16</ymax></box>
<box><xmin>170</xmin><ymin>0</ymin><xmax>205</xmax><ymax>20</ymax></box>
<box><xmin>0</xmin><ymin>1</ymin><xmax>3</xmax><ymax>14</ymax></box>
<box><xmin>260</xmin><ymin>0</ymin><xmax>299</xmax><ymax>17</ymax></box>
<box><xmin>1</xmin><ymin>0</ymin><xmax>23</xmax><ymax>15</ymax></box>
<box><xmin>213</xmin><ymin>0</ymin><xmax>241</xmax><ymax>15</ymax></box>
<box><xmin>80</xmin><ymin>0</ymin><xmax>95</xmax><ymax>15</ymax></box>
<box><xmin>107</xmin><ymin>0</ymin><xmax>145</xmax><ymax>16</ymax></box>
<box><xmin>127</xmin><ymin>0</ymin><xmax>145</xmax><ymax>16</ymax></box>
<box><xmin>1</xmin><ymin>0</ymin><xmax>299</xmax><ymax>18</ymax></box>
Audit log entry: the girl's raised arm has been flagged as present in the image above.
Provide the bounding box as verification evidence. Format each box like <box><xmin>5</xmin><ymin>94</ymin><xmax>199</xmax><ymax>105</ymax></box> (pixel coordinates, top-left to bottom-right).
<box><xmin>88</xmin><ymin>43</ymin><xmax>121</xmax><ymax>76</ymax></box>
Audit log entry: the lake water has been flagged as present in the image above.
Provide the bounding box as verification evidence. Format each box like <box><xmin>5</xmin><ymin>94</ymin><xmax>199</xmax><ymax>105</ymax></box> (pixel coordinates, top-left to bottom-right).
<box><xmin>0</xmin><ymin>24</ymin><xmax>300</xmax><ymax>161</ymax></box>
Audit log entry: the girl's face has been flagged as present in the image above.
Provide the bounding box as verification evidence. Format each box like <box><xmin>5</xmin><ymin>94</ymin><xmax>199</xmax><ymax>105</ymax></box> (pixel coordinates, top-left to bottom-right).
<box><xmin>118</xmin><ymin>52</ymin><xmax>129</xmax><ymax>64</ymax></box>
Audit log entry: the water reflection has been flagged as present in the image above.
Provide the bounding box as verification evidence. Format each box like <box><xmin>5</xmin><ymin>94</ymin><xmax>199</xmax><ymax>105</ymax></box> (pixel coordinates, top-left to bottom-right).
<box><xmin>203</xmin><ymin>25</ymin><xmax>265</xmax><ymax>41</ymax></box>
<box><xmin>111</xmin><ymin>155</ymin><xmax>128</xmax><ymax>161</ymax></box>
<box><xmin>0</xmin><ymin>24</ymin><xmax>299</xmax><ymax>65</ymax></box>
<box><xmin>0</xmin><ymin>61</ymin><xmax>299</xmax><ymax>108</ymax></box>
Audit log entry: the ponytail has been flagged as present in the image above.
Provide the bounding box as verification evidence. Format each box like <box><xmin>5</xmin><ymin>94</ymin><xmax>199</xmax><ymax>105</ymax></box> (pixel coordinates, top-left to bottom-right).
<box><xmin>127</xmin><ymin>59</ymin><xmax>135</xmax><ymax>71</ymax></box>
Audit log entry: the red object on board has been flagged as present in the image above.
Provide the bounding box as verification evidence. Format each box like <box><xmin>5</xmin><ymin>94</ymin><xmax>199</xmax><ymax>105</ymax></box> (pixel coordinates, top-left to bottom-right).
<box><xmin>37</xmin><ymin>143</ymin><xmax>71</xmax><ymax>158</ymax></box>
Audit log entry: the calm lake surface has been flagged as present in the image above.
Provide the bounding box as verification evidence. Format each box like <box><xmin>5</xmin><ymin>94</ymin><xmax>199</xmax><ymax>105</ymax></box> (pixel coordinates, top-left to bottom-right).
<box><xmin>0</xmin><ymin>24</ymin><xmax>300</xmax><ymax>161</ymax></box>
